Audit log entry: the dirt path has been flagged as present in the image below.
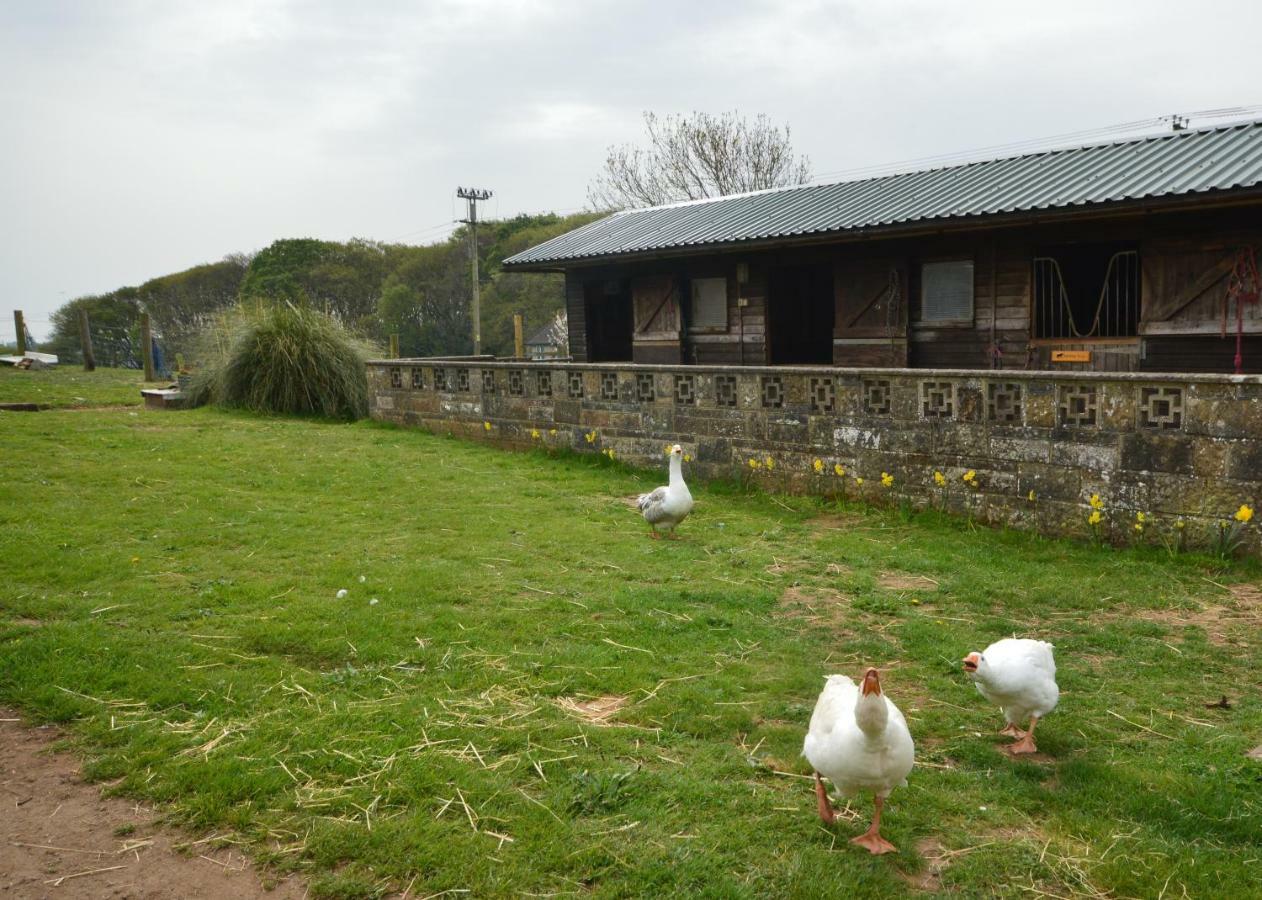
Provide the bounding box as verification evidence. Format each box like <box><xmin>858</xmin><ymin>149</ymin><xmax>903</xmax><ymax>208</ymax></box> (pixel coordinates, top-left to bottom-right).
<box><xmin>1</xmin><ymin>709</ymin><xmax>306</xmax><ymax>899</ymax></box>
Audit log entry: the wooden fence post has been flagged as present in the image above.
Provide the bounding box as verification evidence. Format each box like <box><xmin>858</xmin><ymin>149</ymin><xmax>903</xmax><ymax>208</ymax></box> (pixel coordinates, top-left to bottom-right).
<box><xmin>513</xmin><ymin>314</ymin><xmax>524</xmax><ymax>359</ymax></box>
<box><xmin>79</xmin><ymin>309</ymin><xmax>96</xmax><ymax>371</ymax></box>
<box><xmin>140</xmin><ymin>313</ymin><xmax>155</xmax><ymax>381</ymax></box>
<box><xmin>389</xmin><ymin>333</ymin><xmax>400</xmax><ymax>359</ymax></box>
<box><xmin>14</xmin><ymin>310</ymin><xmax>26</xmax><ymax>355</ymax></box>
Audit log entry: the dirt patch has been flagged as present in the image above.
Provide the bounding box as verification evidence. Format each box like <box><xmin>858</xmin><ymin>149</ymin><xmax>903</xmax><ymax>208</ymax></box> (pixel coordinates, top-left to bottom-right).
<box><xmin>555</xmin><ymin>695</ymin><xmax>628</xmax><ymax>726</ymax></box>
<box><xmin>824</xmin><ymin>562</ymin><xmax>853</xmax><ymax>577</ymax></box>
<box><xmin>807</xmin><ymin>512</ymin><xmax>866</xmax><ymax>535</ymax></box>
<box><xmin>1129</xmin><ymin>583</ymin><xmax>1261</xmax><ymax>647</ymax></box>
<box><xmin>901</xmin><ymin>836</ymin><xmax>950</xmax><ymax>893</ymax></box>
<box><xmin>1</xmin><ymin>709</ymin><xmax>304</xmax><ymax>899</ymax></box>
<box><xmin>11</xmin><ymin>618</ymin><xmax>44</xmax><ymax>628</ymax></box>
<box><xmin>878</xmin><ymin>572</ymin><xmax>939</xmax><ymax>592</ymax></box>
<box><xmin>776</xmin><ymin>585</ymin><xmax>856</xmax><ymax>630</ymax></box>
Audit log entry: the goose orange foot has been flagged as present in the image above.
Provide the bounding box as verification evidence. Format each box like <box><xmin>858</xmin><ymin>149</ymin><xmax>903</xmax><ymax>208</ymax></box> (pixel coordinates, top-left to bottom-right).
<box><xmin>814</xmin><ymin>774</ymin><xmax>836</xmax><ymax>825</ymax></box>
<box><xmin>999</xmin><ymin>723</ymin><xmax>1025</xmax><ymax>738</ymax></box>
<box><xmin>850</xmin><ymin>829</ymin><xmax>898</xmax><ymax>855</ymax></box>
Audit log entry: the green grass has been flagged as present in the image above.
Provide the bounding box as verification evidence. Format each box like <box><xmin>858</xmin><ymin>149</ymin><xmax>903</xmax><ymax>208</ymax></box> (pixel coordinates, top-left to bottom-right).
<box><xmin>1</xmin><ymin>401</ymin><xmax>1259</xmax><ymax>898</ymax></box>
<box><xmin>0</xmin><ymin>365</ymin><xmax>163</xmax><ymax>408</ymax></box>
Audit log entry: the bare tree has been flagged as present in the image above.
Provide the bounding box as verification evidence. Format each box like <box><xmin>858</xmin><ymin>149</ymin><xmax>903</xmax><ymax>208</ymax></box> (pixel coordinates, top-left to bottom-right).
<box><xmin>587</xmin><ymin>111</ymin><xmax>812</xmax><ymax>210</ymax></box>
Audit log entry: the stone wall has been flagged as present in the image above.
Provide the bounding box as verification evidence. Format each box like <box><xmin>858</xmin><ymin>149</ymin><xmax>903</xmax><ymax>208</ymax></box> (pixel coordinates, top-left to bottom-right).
<box><xmin>367</xmin><ymin>359</ymin><xmax>1262</xmax><ymax>554</ymax></box>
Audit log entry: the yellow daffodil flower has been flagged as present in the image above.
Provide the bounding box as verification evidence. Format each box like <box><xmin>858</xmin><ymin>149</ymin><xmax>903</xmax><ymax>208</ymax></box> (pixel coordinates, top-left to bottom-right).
<box><xmin>1133</xmin><ymin>522</ymin><xmax>1144</xmax><ymax>532</ymax></box>
<box><xmin>1136</xmin><ymin>511</ymin><xmax>1146</xmax><ymax>523</ymax></box>
<box><xmin>548</xmin><ymin>428</ymin><xmax>557</xmax><ymax>436</ymax></box>
<box><xmin>1088</xmin><ymin>510</ymin><xmax>1102</xmax><ymax>526</ymax></box>
<box><xmin>764</xmin><ymin>456</ymin><xmax>774</xmax><ymax>469</ymax></box>
<box><xmin>813</xmin><ymin>458</ymin><xmax>824</xmax><ymax>474</ymax></box>
<box><xmin>584</xmin><ymin>430</ymin><xmax>597</xmax><ymax>444</ymax></box>
<box><xmin>855</xmin><ymin>477</ymin><xmax>864</xmax><ymax>486</ymax></box>
<box><xmin>748</xmin><ymin>458</ymin><xmax>760</xmax><ymax>469</ymax></box>
<box><xmin>684</xmin><ymin>453</ymin><xmax>693</xmax><ymax>463</ymax></box>
<box><xmin>933</xmin><ymin>470</ymin><xmax>946</xmax><ymax>486</ymax></box>
<box><xmin>531</xmin><ymin>428</ymin><xmax>540</xmax><ymax>439</ymax></box>
<box><xmin>880</xmin><ymin>472</ymin><xmax>894</xmax><ymax>488</ymax></box>
<box><xmin>963</xmin><ymin>469</ymin><xmax>976</xmax><ymax>483</ymax></box>
<box><xmin>1236</xmin><ymin>504</ymin><xmax>1254</xmax><ymax>524</ymax></box>
<box><xmin>834</xmin><ymin>464</ymin><xmax>845</xmax><ymax>477</ymax></box>
<box><xmin>1089</xmin><ymin>493</ymin><xmax>1103</xmax><ymax>509</ymax></box>
<box><xmin>1027</xmin><ymin>489</ymin><xmax>1037</xmax><ymax>502</ymax></box>
<box><xmin>483</xmin><ymin>421</ymin><xmax>492</xmax><ymax>431</ymax></box>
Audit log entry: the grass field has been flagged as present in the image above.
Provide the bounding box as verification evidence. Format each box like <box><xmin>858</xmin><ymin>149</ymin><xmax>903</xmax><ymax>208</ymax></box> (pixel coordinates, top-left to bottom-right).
<box><xmin>1</xmin><ymin>372</ymin><xmax>1260</xmax><ymax>898</ymax></box>
<box><xmin>0</xmin><ymin>364</ymin><xmax>163</xmax><ymax>408</ymax></box>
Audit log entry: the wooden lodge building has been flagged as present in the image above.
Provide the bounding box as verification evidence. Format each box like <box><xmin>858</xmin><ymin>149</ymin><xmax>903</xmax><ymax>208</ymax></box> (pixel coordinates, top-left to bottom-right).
<box><xmin>503</xmin><ymin>120</ymin><xmax>1262</xmax><ymax>374</ymax></box>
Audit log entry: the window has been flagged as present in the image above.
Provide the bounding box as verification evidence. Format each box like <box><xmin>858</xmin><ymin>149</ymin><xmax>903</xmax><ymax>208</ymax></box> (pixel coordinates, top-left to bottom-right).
<box><xmin>1032</xmin><ymin>245</ymin><xmax>1139</xmax><ymax>339</ymax></box>
<box><xmin>918</xmin><ymin>260</ymin><xmax>974</xmax><ymax>323</ymax></box>
<box><xmin>689</xmin><ymin>277</ymin><xmax>728</xmax><ymax>330</ymax></box>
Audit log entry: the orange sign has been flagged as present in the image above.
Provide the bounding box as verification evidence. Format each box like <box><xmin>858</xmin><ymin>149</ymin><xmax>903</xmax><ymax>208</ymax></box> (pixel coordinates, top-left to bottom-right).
<box><xmin>1051</xmin><ymin>350</ymin><xmax>1091</xmax><ymax>363</ymax></box>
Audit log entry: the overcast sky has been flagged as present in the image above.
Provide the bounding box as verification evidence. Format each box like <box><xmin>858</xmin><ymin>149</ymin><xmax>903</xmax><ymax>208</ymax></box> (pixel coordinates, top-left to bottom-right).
<box><xmin>3</xmin><ymin>0</ymin><xmax>1261</xmax><ymax>340</ymax></box>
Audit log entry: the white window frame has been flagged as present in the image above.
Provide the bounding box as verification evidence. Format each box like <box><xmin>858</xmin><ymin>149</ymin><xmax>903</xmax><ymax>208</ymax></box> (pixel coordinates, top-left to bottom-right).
<box><xmin>918</xmin><ymin>259</ymin><xmax>975</xmax><ymax>324</ymax></box>
<box><xmin>689</xmin><ymin>277</ymin><xmax>728</xmax><ymax>332</ymax></box>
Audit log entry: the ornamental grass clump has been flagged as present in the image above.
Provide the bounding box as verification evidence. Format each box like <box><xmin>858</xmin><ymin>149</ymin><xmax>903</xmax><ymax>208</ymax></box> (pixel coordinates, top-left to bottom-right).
<box><xmin>189</xmin><ymin>303</ymin><xmax>372</xmax><ymax>420</ymax></box>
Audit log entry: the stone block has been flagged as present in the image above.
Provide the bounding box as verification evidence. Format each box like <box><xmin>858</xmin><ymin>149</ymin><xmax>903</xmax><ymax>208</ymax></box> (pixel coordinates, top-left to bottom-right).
<box><xmin>1016</xmin><ymin>462</ymin><xmax>1080</xmax><ymax>503</ymax></box>
<box><xmin>935</xmin><ymin>423</ymin><xmax>989</xmax><ymax>457</ymax></box>
<box><xmin>1119</xmin><ymin>433</ymin><xmax>1195</xmax><ymax>475</ymax></box>
<box><xmin>1184</xmin><ymin>396</ymin><xmax>1262</xmax><ymax>439</ymax></box>
<box><xmin>1098</xmin><ymin>382</ymin><xmax>1136</xmax><ymax>432</ymax></box>
<box><xmin>1051</xmin><ymin>434</ymin><xmax>1119</xmax><ymax>472</ymax></box>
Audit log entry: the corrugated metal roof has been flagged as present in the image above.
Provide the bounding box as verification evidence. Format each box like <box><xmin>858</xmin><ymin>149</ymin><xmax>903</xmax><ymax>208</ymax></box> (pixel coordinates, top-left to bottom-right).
<box><xmin>504</xmin><ymin>120</ymin><xmax>1262</xmax><ymax>269</ymax></box>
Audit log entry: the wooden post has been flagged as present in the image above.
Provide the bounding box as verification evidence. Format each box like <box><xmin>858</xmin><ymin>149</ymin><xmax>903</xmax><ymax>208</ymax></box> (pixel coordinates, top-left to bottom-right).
<box><xmin>140</xmin><ymin>312</ymin><xmax>155</xmax><ymax>381</ymax></box>
<box><xmin>13</xmin><ymin>310</ymin><xmax>26</xmax><ymax>355</ymax></box>
<box><xmin>513</xmin><ymin>314</ymin><xmax>524</xmax><ymax>359</ymax></box>
<box><xmin>389</xmin><ymin>333</ymin><xmax>400</xmax><ymax>359</ymax></box>
<box><xmin>79</xmin><ymin>309</ymin><xmax>96</xmax><ymax>371</ymax></box>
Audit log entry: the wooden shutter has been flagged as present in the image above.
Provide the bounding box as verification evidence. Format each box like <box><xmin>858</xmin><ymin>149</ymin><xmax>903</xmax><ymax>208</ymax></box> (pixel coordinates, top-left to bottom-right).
<box><xmin>632</xmin><ymin>275</ymin><xmax>680</xmax><ymax>339</ymax></box>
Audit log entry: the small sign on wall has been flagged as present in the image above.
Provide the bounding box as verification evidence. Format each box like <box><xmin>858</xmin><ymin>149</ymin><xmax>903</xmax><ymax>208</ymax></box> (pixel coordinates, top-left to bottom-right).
<box><xmin>1052</xmin><ymin>350</ymin><xmax>1091</xmax><ymax>363</ymax></box>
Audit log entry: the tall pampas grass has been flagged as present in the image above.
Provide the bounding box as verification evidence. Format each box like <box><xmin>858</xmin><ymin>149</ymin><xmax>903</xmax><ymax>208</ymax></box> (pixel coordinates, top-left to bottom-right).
<box><xmin>187</xmin><ymin>303</ymin><xmax>374</xmax><ymax>420</ymax></box>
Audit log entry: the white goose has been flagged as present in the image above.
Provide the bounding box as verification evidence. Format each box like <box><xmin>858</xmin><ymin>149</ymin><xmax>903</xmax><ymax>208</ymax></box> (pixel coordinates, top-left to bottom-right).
<box><xmin>963</xmin><ymin>638</ymin><xmax>1058</xmax><ymax>755</ymax></box>
<box><xmin>636</xmin><ymin>444</ymin><xmax>693</xmax><ymax>539</ymax></box>
<box><xmin>803</xmin><ymin>668</ymin><xmax>915</xmax><ymax>854</ymax></box>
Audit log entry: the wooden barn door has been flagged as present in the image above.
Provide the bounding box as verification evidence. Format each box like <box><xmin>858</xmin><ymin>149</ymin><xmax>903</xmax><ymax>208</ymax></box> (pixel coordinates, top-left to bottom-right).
<box><xmin>631</xmin><ymin>274</ymin><xmax>683</xmax><ymax>364</ymax></box>
<box><xmin>833</xmin><ymin>257</ymin><xmax>908</xmax><ymax>366</ymax></box>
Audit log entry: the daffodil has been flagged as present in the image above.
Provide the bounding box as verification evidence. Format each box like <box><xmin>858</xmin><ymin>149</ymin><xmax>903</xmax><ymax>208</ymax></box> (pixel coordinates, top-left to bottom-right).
<box><xmin>584</xmin><ymin>430</ymin><xmax>597</xmax><ymax>444</ymax></box>
<box><xmin>880</xmin><ymin>472</ymin><xmax>894</xmax><ymax>488</ymax></box>
<box><xmin>855</xmin><ymin>477</ymin><xmax>864</xmax><ymax>486</ymax></box>
<box><xmin>748</xmin><ymin>458</ymin><xmax>760</xmax><ymax>469</ymax></box>
<box><xmin>684</xmin><ymin>453</ymin><xmax>693</xmax><ymax>462</ymax></box>
<box><xmin>1089</xmin><ymin>493</ymin><xmax>1103</xmax><ymax>509</ymax></box>
<box><xmin>531</xmin><ymin>428</ymin><xmax>540</xmax><ymax>439</ymax></box>
<box><xmin>813</xmin><ymin>458</ymin><xmax>824</xmax><ymax>474</ymax></box>
<box><xmin>548</xmin><ymin>428</ymin><xmax>557</xmax><ymax>436</ymax></box>
<box><xmin>962</xmin><ymin>469</ymin><xmax>976</xmax><ymax>483</ymax></box>
<box><xmin>1175</xmin><ymin>519</ymin><xmax>1185</xmax><ymax>530</ymax></box>
<box><xmin>764</xmin><ymin>456</ymin><xmax>774</xmax><ymax>470</ymax></box>
<box><xmin>1027</xmin><ymin>489</ymin><xmax>1037</xmax><ymax>502</ymax></box>
<box><xmin>483</xmin><ymin>421</ymin><xmax>492</xmax><ymax>431</ymax></box>
<box><xmin>1133</xmin><ymin>522</ymin><xmax>1144</xmax><ymax>533</ymax></box>
<box><xmin>1235</xmin><ymin>504</ymin><xmax>1254</xmax><ymax>524</ymax></box>
<box><xmin>664</xmin><ymin>445</ymin><xmax>673</xmax><ymax>456</ymax></box>
<box><xmin>834</xmin><ymin>464</ymin><xmax>845</xmax><ymax>477</ymax></box>
<box><xmin>1088</xmin><ymin>510</ymin><xmax>1102</xmax><ymax>526</ymax></box>
<box><xmin>933</xmin><ymin>470</ymin><xmax>946</xmax><ymax>486</ymax></box>
<box><xmin>1135</xmin><ymin>511</ymin><xmax>1146</xmax><ymax>524</ymax></box>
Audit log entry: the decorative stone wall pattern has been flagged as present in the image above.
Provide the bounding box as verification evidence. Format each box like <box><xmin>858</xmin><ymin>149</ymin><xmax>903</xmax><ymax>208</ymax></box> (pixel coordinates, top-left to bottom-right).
<box><xmin>1139</xmin><ymin>386</ymin><xmax>1183</xmax><ymax>430</ymax></box>
<box><xmin>920</xmin><ymin>381</ymin><xmax>955</xmax><ymax>419</ymax></box>
<box><xmin>1058</xmin><ymin>384</ymin><xmax>1098</xmax><ymax>427</ymax></box>
<box><xmin>637</xmin><ymin>372</ymin><xmax>655</xmax><ymax>402</ymax></box>
<box><xmin>810</xmin><ymin>377</ymin><xmax>835</xmax><ymax>414</ymax></box>
<box><xmin>987</xmin><ymin>382</ymin><xmax>1023</xmax><ymax>423</ymax></box>
<box><xmin>456</xmin><ymin>368</ymin><xmax>470</xmax><ymax>392</ymax></box>
<box><xmin>367</xmin><ymin>360</ymin><xmax>1262</xmax><ymax>555</ymax></box>
<box><xmin>715</xmin><ymin>374</ymin><xmax>737</xmax><ymax>408</ymax></box>
<box><xmin>863</xmin><ymin>379</ymin><xmax>891</xmax><ymax>416</ymax></box>
<box><xmin>675</xmin><ymin>374</ymin><xmax>696</xmax><ymax>406</ymax></box>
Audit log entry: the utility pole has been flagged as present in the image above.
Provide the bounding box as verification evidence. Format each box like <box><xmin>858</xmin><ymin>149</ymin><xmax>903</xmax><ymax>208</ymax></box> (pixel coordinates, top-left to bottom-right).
<box><xmin>457</xmin><ymin>187</ymin><xmax>492</xmax><ymax>355</ymax></box>
<box><xmin>14</xmin><ymin>310</ymin><xmax>26</xmax><ymax>356</ymax></box>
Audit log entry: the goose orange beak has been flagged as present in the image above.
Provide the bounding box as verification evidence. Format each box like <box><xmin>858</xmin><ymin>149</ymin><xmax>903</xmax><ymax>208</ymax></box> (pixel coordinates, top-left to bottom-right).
<box><xmin>962</xmin><ymin>652</ymin><xmax>980</xmax><ymax>673</ymax></box>
<box><xmin>861</xmin><ymin>667</ymin><xmax>882</xmax><ymax>696</ymax></box>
